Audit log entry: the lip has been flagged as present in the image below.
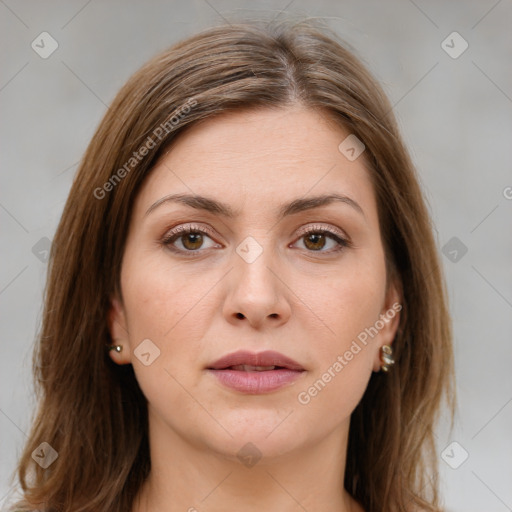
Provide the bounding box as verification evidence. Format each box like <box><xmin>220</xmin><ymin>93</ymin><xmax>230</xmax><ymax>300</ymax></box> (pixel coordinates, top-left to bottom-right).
<box><xmin>206</xmin><ymin>350</ymin><xmax>305</xmax><ymax>394</ymax></box>
<box><xmin>208</xmin><ymin>350</ymin><xmax>304</xmax><ymax>371</ymax></box>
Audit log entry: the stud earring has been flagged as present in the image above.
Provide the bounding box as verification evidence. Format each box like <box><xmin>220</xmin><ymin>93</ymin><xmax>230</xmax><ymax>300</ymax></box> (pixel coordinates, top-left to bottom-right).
<box><xmin>108</xmin><ymin>345</ymin><xmax>123</xmax><ymax>353</ymax></box>
<box><xmin>380</xmin><ymin>344</ymin><xmax>395</xmax><ymax>372</ymax></box>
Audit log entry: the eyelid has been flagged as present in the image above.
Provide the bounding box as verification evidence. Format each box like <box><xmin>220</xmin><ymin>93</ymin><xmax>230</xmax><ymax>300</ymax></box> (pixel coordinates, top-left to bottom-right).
<box><xmin>163</xmin><ymin>222</ymin><xmax>217</xmax><ymax>240</ymax></box>
<box><xmin>294</xmin><ymin>222</ymin><xmax>349</xmax><ymax>242</ymax></box>
<box><xmin>162</xmin><ymin>223</ymin><xmax>349</xmax><ymax>242</ymax></box>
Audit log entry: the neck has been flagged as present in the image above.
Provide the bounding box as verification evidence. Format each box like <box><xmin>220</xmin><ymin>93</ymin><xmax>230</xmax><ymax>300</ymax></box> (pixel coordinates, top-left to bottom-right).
<box><xmin>132</xmin><ymin>408</ymin><xmax>363</xmax><ymax>512</ymax></box>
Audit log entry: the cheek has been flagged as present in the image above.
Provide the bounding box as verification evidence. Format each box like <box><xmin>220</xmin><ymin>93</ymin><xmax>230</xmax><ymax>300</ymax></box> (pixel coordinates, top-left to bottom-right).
<box><xmin>119</xmin><ymin>254</ymin><xmax>210</xmax><ymax>405</ymax></box>
<box><xmin>294</xmin><ymin>253</ymin><xmax>386</xmax><ymax>408</ymax></box>
<box><xmin>121</xmin><ymin>252</ymin><xmax>206</xmax><ymax>341</ymax></box>
<box><xmin>298</xmin><ymin>362</ymin><xmax>373</xmax><ymax>434</ymax></box>
<box><xmin>295</xmin><ymin>275</ymin><xmax>380</xmax><ymax>417</ymax></box>
<box><xmin>303</xmin><ymin>259</ymin><xmax>386</xmax><ymax>348</ymax></box>
<box><xmin>120</xmin><ymin>249</ymin><xmax>230</xmax><ymax>379</ymax></box>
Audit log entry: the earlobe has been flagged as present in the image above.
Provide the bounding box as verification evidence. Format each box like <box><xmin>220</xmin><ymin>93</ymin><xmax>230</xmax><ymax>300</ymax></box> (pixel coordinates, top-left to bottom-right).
<box><xmin>107</xmin><ymin>296</ymin><xmax>131</xmax><ymax>364</ymax></box>
<box><xmin>382</xmin><ymin>279</ymin><xmax>402</xmax><ymax>340</ymax></box>
<box><xmin>372</xmin><ymin>280</ymin><xmax>402</xmax><ymax>372</ymax></box>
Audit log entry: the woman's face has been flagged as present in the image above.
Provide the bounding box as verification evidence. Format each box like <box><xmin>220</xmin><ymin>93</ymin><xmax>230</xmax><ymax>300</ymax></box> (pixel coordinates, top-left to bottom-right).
<box><xmin>109</xmin><ymin>105</ymin><xmax>400</xmax><ymax>461</ymax></box>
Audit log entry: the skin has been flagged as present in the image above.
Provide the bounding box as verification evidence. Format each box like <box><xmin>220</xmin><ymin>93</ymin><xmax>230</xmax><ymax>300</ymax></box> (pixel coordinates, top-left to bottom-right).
<box><xmin>108</xmin><ymin>105</ymin><xmax>401</xmax><ymax>512</ymax></box>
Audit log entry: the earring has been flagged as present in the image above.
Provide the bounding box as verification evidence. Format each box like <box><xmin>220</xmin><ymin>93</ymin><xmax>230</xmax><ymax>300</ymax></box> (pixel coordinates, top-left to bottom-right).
<box><xmin>380</xmin><ymin>344</ymin><xmax>394</xmax><ymax>372</ymax></box>
<box><xmin>108</xmin><ymin>345</ymin><xmax>123</xmax><ymax>353</ymax></box>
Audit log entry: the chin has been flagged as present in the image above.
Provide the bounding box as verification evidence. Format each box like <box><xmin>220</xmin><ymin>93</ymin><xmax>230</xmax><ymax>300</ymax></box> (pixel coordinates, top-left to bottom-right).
<box><xmin>211</xmin><ymin>433</ymin><xmax>305</xmax><ymax>466</ymax></box>
<box><xmin>202</xmin><ymin>409</ymin><xmax>309</xmax><ymax>462</ymax></box>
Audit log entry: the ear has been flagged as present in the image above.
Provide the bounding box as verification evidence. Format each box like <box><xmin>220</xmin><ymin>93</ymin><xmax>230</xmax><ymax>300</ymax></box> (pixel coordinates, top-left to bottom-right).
<box><xmin>372</xmin><ymin>279</ymin><xmax>402</xmax><ymax>372</ymax></box>
<box><xmin>107</xmin><ymin>295</ymin><xmax>132</xmax><ymax>365</ymax></box>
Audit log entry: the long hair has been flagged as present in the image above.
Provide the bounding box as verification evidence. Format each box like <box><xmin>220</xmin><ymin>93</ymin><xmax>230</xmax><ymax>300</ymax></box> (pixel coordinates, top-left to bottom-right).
<box><xmin>10</xmin><ymin>17</ymin><xmax>455</xmax><ymax>512</ymax></box>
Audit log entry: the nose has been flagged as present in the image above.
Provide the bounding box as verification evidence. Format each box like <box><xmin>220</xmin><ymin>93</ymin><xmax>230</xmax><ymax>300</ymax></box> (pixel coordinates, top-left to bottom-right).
<box><xmin>222</xmin><ymin>243</ymin><xmax>291</xmax><ymax>329</ymax></box>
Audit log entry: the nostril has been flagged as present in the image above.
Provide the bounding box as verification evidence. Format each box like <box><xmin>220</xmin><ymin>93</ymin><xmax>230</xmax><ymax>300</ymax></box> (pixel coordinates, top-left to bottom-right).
<box><xmin>235</xmin><ymin>312</ymin><xmax>245</xmax><ymax>319</ymax></box>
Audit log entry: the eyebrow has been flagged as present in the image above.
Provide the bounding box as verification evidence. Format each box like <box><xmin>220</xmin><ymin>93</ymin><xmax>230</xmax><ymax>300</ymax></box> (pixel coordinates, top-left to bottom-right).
<box><xmin>145</xmin><ymin>192</ymin><xmax>365</xmax><ymax>219</ymax></box>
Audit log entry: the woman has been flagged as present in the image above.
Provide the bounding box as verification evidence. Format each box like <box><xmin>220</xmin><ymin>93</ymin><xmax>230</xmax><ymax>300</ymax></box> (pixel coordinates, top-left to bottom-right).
<box><xmin>10</xmin><ymin>17</ymin><xmax>455</xmax><ymax>512</ymax></box>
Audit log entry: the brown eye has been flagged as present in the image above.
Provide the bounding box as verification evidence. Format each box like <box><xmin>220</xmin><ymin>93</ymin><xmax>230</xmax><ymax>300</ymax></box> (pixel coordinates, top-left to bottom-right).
<box><xmin>162</xmin><ymin>224</ymin><xmax>349</xmax><ymax>257</ymax></box>
<box><xmin>161</xmin><ymin>224</ymin><xmax>219</xmax><ymax>255</ymax></box>
<box><xmin>294</xmin><ymin>228</ymin><xmax>350</xmax><ymax>253</ymax></box>
<box><xmin>303</xmin><ymin>233</ymin><xmax>327</xmax><ymax>251</ymax></box>
<box><xmin>181</xmin><ymin>232</ymin><xmax>204</xmax><ymax>250</ymax></box>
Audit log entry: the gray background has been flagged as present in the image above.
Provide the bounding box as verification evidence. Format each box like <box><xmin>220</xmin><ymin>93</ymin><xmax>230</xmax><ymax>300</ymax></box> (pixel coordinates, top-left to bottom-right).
<box><xmin>1</xmin><ymin>1</ymin><xmax>511</xmax><ymax>510</ymax></box>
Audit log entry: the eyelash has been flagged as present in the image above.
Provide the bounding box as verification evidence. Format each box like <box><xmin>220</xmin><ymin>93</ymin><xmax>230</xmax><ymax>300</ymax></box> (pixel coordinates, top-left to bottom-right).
<box><xmin>160</xmin><ymin>223</ymin><xmax>352</xmax><ymax>257</ymax></box>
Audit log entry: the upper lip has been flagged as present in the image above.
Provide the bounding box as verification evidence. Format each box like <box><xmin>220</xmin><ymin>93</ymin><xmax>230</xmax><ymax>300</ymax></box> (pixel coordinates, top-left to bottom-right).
<box><xmin>207</xmin><ymin>350</ymin><xmax>304</xmax><ymax>371</ymax></box>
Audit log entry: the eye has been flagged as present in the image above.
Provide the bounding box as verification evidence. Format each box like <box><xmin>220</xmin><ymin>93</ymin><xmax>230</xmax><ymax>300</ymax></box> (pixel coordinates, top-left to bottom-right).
<box><xmin>292</xmin><ymin>224</ymin><xmax>351</xmax><ymax>254</ymax></box>
<box><xmin>161</xmin><ymin>222</ymin><xmax>351</xmax><ymax>257</ymax></box>
<box><xmin>161</xmin><ymin>224</ymin><xmax>220</xmax><ymax>255</ymax></box>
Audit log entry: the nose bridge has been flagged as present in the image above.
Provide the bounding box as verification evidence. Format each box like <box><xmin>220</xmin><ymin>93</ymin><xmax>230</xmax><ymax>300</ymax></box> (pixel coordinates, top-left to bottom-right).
<box><xmin>224</xmin><ymin>234</ymin><xmax>290</xmax><ymax>325</ymax></box>
<box><xmin>234</xmin><ymin>234</ymin><xmax>279</xmax><ymax>299</ymax></box>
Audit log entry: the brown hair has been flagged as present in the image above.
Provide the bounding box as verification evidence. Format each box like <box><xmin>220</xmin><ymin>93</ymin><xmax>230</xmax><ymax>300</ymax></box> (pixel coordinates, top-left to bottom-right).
<box><xmin>10</xmin><ymin>16</ymin><xmax>455</xmax><ymax>512</ymax></box>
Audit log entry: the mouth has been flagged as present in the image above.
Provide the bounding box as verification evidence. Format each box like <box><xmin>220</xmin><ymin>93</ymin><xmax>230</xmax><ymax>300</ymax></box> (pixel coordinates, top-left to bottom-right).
<box><xmin>207</xmin><ymin>350</ymin><xmax>305</xmax><ymax>371</ymax></box>
<box><xmin>223</xmin><ymin>364</ymin><xmax>289</xmax><ymax>371</ymax></box>
<box><xmin>206</xmin><ymin>350</ymin><xmax>305</xmax><ymax>394</ymax></box>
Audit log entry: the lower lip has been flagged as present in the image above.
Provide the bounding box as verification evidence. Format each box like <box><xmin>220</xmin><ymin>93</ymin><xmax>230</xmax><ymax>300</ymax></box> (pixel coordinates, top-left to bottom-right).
<box><xmin>207</xmin><ymin>369</ymin><xmax>304</xmax><ymax>394</ymax></box>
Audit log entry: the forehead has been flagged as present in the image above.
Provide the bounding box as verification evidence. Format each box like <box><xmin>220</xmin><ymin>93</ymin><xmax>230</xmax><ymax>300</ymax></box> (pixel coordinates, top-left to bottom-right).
<box><xmin>134</xmin><ymin>106</ymin><xmax>376</xmax><ymax>221</ymax></box>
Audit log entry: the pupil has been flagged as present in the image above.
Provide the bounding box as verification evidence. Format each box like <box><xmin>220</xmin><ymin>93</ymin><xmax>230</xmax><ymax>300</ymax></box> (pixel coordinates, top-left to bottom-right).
<box><xmin>305</xmin><ymin>233</ymin><xmax>325</xmax><ymax>250</ymax></box>
<box><xmin>184</xmin><ymin>233</ymin><xmax>202</xmax><ymax>250</ymax></box>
